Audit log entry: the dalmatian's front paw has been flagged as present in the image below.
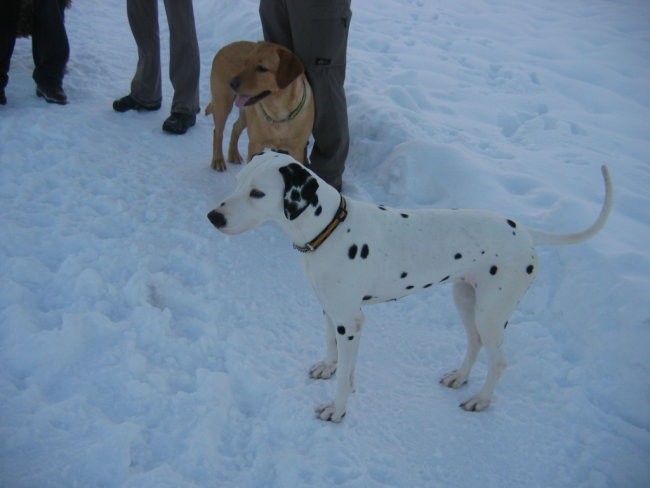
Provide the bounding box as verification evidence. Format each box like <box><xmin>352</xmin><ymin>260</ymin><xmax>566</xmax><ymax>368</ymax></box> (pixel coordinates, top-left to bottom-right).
<box><xmin>440</xmin><ymin>370</ymin><xmax>468</xmax><ymax>389</ymax></box>
<box><xmin>315</xmin><ymin>402</ymin><xmax>346</xmax><ymax>423</ymax></box>
<box><xmin>309</xmin><ymin>361</ymin><xmax>337</xmax><ymax>379</ymax></box>
<box><xmin>460</xmin><ymin>394</ymin><xmax>491</xmax><ymax>412</ymax></box>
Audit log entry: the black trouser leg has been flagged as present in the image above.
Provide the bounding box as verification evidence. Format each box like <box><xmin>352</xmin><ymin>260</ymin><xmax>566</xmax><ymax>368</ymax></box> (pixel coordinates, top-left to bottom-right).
<box><xmin>32</xmin><ymin>0</ymin><xmax>69</xmax><ymax>89</ymax></box>
<box><xmin>0</xmin><ymin>0</ymin><xmax>20</xmax><ymax>92</ymax></box>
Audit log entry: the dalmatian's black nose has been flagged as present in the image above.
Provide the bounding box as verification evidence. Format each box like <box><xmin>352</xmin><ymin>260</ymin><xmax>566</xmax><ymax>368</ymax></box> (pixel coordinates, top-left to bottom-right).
<box><xmin>207</xmin><ymin>210</ymin><xmax>226</xmax><ymax>228</ymax></box>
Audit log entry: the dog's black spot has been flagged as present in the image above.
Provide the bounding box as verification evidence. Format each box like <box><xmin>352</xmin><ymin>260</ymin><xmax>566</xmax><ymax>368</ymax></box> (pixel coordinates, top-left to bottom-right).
<box><xmin>348</xmin><ymin>245</ymin><xmax>358</xmax><ymax>259</ymax></box>
<box><xmin>507</xmin><ymin>219</ymin><xmax>517</xmax><ymax>229</ymax></box>
<box><xmin>424</xmin><ymin>283</ymin><xmax>432</xmax><ymax>288</ymax></box>
<box><xmin>315</xmin><ymin>206</ymin><xmax>322</xmax><ymax>216</ymax></box>
<box><xmin>504</xmin><ymin>321</ymin><xmax>509</xmax><ymax>329</ymax></box>
<box><xmin>440</xmin><ymin>275</ymin><xmax>450</xmax><ymax>282</ymax></box>
<box><xmin>348</xmin><ymin>336</ymin><xmax>354</xmax><ymax>341</ymax></box>
<box><xmin>401</xmin><ymin>213</ymin><xmax>409</xmax><ymax>218</ymax></box>
<box><xmin>481</xmin><ymin>250</ymin><xmax>485</xmax><ymax>255</ymax></box>
<box><xmin>363</xmin><ymin>295</ymin><xmax>373</xmax><ymax>301</ymax></box>
<box><xmin>284</xmin><ymin>202</ymin><xmax>299</xmax><ymax>219</ymax></box>
<box><xmin>526</xmin><ymin>264</ymin><xmax>535</xmax><ymax>274</ymax></box>
<box><xmin>401</xmin><ymin>272</ymin><xmax>408</xmax><ymax>279</ymax></box>
<box><xmin>490</xmin><ymin>265</ymin><xmax>498</xmax><ymax>275</ymax></box>
<box><xmin>406</xmin><ymin>285</ymin><xmax>414</xmax><ymax>290</ymax></box>
<box><xmin>337</xmin><ymin>326</ymin><xmax>346</xmax><ymax>335</ymax></box>
<box><xmin>455</xmin><ymin>253</ymin><xmax>463</xmax><ymax>260</ymax></box>
<box><xmin>347</xmin><ymin>228</ymin><xmax>351</xmax><ymax>233</ymax></box>
<box><xmin>279</xmin><ymin>163</ymin><xmax>320</xmax><ymax>221</ymax></box>
<box><xmin>378</xmin><ymin>205</ymin><xmax>387</xmax><ymax>211</ymax></box>
<box><xmin>360</xmin><ymin>244</ymin><xmax>369</xmax><ymax>259</ymax></box>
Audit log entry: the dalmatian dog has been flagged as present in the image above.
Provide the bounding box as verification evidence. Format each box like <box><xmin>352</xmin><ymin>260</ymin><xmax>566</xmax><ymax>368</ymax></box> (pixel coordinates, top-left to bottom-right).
<box><xmin>207</xmin><ymin>151</ymin><xmax>613</xmax><ymax>422</ymax></box>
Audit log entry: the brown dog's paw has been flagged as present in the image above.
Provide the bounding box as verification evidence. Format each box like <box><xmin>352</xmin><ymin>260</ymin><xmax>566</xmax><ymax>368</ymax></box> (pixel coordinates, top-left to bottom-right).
<box><xmin>228</xmin><ymin>150</ymin><xmax>243</xmax><ymax>165</ymax></box>
<box><xmin>211</xmin><ymin>158</ymin><xmax>227</xmax><ymax>171</ymax></box>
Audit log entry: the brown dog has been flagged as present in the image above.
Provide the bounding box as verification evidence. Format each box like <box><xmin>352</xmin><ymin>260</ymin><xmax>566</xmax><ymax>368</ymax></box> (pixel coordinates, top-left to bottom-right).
<box><xmin>204</xmin><ymin>41</ymin><xmax>314</xmax><ymax>171</ymax></box>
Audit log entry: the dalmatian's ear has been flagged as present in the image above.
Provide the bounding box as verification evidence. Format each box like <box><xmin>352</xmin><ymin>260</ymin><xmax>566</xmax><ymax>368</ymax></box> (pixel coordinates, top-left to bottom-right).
<box><xmin>279</xmin><ymin>163</ymin><xmax>320</xmax><ymax>220</ymax></box>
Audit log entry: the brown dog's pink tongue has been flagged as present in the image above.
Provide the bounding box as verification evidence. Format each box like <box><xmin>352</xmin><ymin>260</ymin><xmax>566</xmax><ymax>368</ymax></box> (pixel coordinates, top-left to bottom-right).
<box><xmin>234</xmin><ymin>94</ymin><xmax>250</xmax><ymax>108</ymax></box>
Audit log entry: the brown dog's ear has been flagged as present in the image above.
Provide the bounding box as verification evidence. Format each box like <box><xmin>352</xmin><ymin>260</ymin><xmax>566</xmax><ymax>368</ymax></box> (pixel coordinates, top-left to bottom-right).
<box><xmin>275</xmin><ymin>48</ymin><xmax>304</xmax><ymax>89</ymax></box>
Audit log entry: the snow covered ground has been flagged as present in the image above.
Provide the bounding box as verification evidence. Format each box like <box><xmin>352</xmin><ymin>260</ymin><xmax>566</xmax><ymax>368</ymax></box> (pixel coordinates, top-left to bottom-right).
<box><xmin>1</xmin><ymin>0</ymin><xmax>649</xmax><ymax>486</ymax></box>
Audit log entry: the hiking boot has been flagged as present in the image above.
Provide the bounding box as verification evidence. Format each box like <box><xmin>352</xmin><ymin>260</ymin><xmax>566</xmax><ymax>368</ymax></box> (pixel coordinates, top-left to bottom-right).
<box><xmin>112</xmin><ymin>94</ymin><xmax>160</xmax><ymax>112</ymax></box>
<box><xmin>162</xmin><ymin>112</ymin><xmax>196</xmax><ymax>135</ymax></box>
<box><xmin>36</xmin><ymin>84</ymin><xmax>67</xmax><ymax>105</ymax></box>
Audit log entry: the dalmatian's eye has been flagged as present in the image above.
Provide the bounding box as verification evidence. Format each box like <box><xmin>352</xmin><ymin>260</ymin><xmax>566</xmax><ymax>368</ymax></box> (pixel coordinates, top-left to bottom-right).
<box><xmin>249</xmin><ymin>189</ymin><xmax>266</xmax><ymax>199</ymax></box>
<box><xmin>256</xmin><ymin>65</ymin><xmax>269</xmax><ymax>73</ymax></box>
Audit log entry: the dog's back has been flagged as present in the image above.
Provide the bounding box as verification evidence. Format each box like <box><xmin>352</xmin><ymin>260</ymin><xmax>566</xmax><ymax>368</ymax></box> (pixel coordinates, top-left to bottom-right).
<box><xmin>307</xmin><ymin>200</ymin><xmax>538</xmax><ymax>304</ymax></box>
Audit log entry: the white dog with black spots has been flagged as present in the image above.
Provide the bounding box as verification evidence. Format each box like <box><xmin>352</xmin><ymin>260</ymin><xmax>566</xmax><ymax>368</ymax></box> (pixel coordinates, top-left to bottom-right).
<box><xmin>207</xmin><ymin>151</ymin><xmax>612</xmax><ymax>422</ymax></box>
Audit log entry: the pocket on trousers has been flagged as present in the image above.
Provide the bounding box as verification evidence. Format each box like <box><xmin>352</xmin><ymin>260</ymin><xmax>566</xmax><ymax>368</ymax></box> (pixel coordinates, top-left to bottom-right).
<box><xmin>303</xmin><ymin>0</ymin><xmax>352</xmax><ymax>68</ymax></box>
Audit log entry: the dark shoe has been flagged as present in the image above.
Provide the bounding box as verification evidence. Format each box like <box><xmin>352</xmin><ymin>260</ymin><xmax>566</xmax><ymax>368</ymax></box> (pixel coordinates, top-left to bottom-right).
<box><xmin>112</xmin><ymin>94</ymin><xmax>160</xmax><ymax>112</ymax></box>
<box><xmin>162</xmin><ymin>112</ymin><xmax>196</xmax><ymax>135</ymax></box>
<box><xmin>36</xmin><ymin>85</ymin><xmax>67</xmax><ymax>105</ymax></box>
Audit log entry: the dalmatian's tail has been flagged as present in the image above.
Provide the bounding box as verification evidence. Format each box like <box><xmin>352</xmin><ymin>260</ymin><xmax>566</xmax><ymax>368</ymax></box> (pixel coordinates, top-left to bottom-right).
<box><xmin>529</xmin><ymin>165</ymin><xmax>613</xmax><ymax>246</ymax></box>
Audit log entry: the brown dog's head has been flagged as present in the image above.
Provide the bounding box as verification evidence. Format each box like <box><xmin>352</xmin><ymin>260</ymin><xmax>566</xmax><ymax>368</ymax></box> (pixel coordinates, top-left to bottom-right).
<box><xmin>230</xmin><ymin>42</ymin><xmax>305</xmax><ymax>108</ymax></box>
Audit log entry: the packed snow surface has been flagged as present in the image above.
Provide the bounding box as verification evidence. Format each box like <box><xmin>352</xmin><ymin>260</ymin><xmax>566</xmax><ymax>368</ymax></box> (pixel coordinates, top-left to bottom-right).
<box><xmin>1</xmin><ymin>0</ymin><xmax>649</xmax><ymax>487</ymax></box>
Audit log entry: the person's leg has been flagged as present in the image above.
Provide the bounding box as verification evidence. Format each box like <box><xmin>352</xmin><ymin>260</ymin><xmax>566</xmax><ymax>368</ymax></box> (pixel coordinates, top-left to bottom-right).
<box><xmin>127</xmin><ymin>0</ymin><xmax>162</xmax><ymax>107</ymax></box>
<box><xmin>0</xmin><ymin>0</ymin><xmax>19</xmax><ymax>103</ymax></box>
<box><xmin>285</xmin><ymin>0</ymin><xmax>352</xmax><ymax>189</ymax></box>
<box><xmin>304</xmin><ymin>62</ymin><xmax>349</xmax><ymax>189</ymax></box>
<box><xmin>31</xmin><ymin>0</ymin><xmax>69</xmax><ymax>90</ymax></box>
<box><xmin>260</xmin><ymin>0</ymin><xmax>307</xmax><ymax>159</ymax></box>
<box><xmin>162</xmin><ymin>0</ymin><xmax>200</xmax><ymax>115</ymax></box>
<box><xmin>259</xmin><ymin>0</ymin><xmax>293</xmax><ymax>50</ymax></box>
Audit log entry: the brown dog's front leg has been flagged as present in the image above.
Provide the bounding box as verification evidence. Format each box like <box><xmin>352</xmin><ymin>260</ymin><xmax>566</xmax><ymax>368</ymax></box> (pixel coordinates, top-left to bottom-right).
<box><xmin>227</xmin><ymin>109</ymin><xmax>246</xmax><ymax>164</ymax></box>
<box><xmin>211</xmin><ymin>127</ymin><xmax>227</xmax><ymax>171</ymax></box>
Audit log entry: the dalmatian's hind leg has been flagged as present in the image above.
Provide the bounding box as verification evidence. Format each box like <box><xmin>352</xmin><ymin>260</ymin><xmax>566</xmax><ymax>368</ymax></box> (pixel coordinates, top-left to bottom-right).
<box><xmin>441</xmin><ymin>282</ymin><xmax>482</xmax><ymax>389</ymax></box>
<box><xmin>458</xmin><ymin>277</ymin><xmax>524</xmax><ymax>412</ymax></box>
